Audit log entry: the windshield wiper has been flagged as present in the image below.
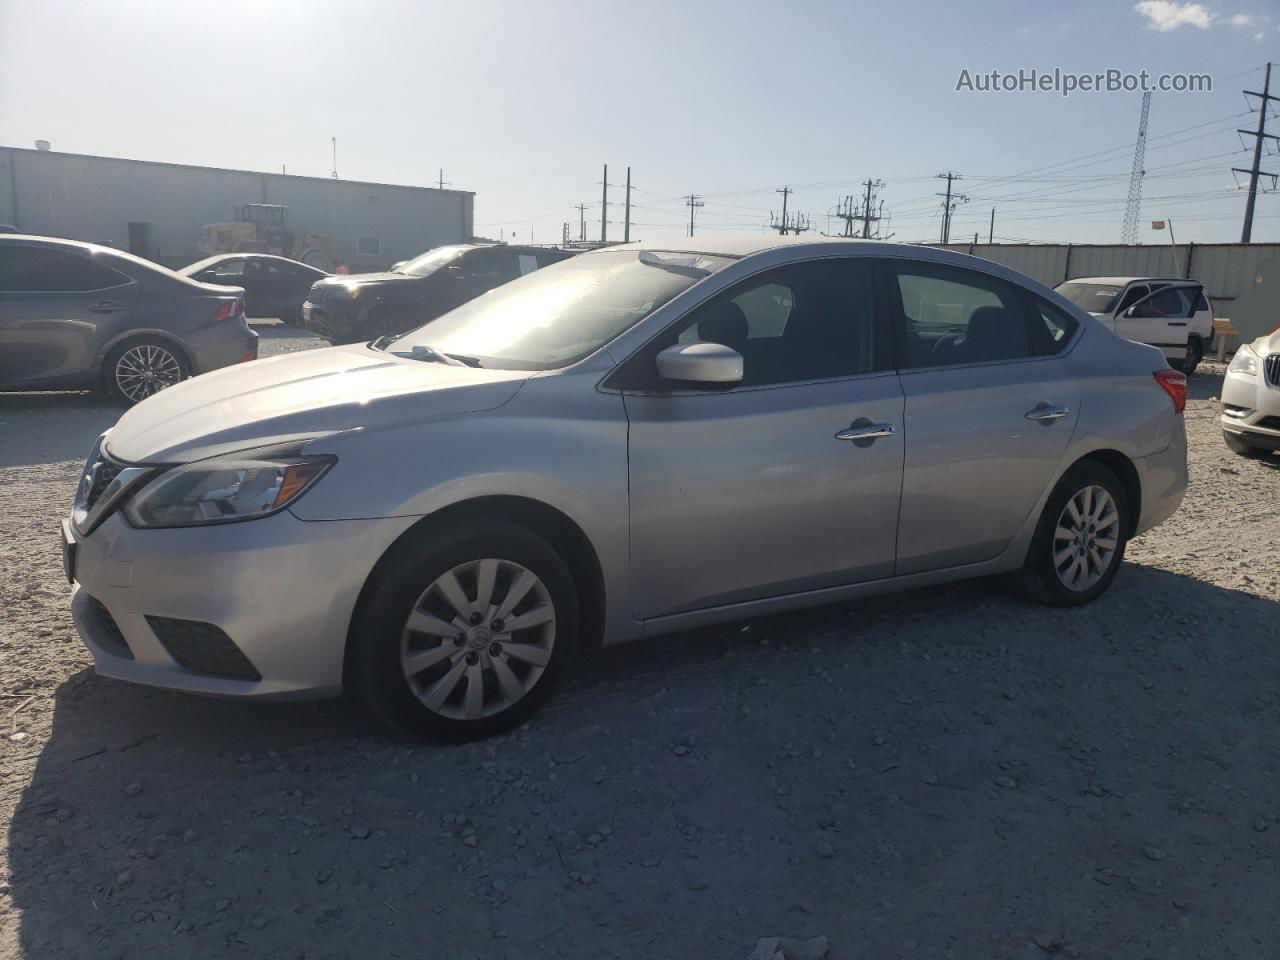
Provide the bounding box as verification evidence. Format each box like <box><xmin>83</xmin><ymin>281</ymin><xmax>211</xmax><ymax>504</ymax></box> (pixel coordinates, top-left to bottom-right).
<box><xmin>390</xmin><ymin>344</ymin><xmax>470</xmax><ymax>367</ymax></box>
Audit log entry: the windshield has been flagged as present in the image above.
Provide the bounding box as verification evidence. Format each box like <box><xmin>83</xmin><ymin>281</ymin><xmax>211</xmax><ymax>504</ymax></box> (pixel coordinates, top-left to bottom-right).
<box><xmin>1055</xmin><ymin>281</ymin><xmax>1123</xmax><ymax>314</ymax></box>
<box><xmin>385</xmin><ymin>249</ymin><xmax>734</xmax><ymax>369</ymax></box>
<box><xmin>396</xmin><ymin>245</ymin><xmax>468</xmax><ymax>277</ymax></box>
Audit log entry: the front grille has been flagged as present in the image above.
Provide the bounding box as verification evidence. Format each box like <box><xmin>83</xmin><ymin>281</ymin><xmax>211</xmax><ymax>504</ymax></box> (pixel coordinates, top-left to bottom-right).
<box><xmin>1257</xmin><ymin>416</ymin><xmax>1280</xmax><ymax>431</ymax></box>
<box><xmin>1265</xmin><ymin>354</ymin><xmax>1280</xmax><ymax>386</ymax></box>
<box><xmin>86</xmin><ymin>596</ymin><xmax>133</xmax><ymax>659</ymax></box>
<box><xmin>84</xmin><ymin>460</ymin><xmax>123</xmax><ymax>510</ymax></box>
<box><xmin>146</xmin><ymin>616</ymin><xmax>262</xmax><ymax>681</ymax></box>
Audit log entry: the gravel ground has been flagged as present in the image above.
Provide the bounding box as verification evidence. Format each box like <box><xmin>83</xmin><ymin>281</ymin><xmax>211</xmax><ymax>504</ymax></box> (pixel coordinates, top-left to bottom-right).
<box><xmin>1</xmin><ymin>329</ymin><xmax>1278</xmax><ymax>960</ymax></box>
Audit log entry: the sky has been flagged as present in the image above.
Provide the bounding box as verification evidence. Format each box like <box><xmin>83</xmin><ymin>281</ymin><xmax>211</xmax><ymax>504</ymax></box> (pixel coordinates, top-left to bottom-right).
<box><xmin>0</xmin><ymin>0</ymin><xmax>1276</xmax><ymax>246</ymax></box>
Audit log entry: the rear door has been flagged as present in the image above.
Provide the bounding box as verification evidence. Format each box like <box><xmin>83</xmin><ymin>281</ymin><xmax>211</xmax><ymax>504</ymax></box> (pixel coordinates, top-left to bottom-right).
<box><xmin>888</xmin><ymin>259</ymin><xmax>1081</xmax><ymax>574</ymax></box>
<box><xmin>0</xmin><ymin>243</ymin><xmax>137</xmax><ymax>385</ymax></box>
<box><xmin>1115</xmin><ymin>284</ymin><xmax>1199</xmax><ymax>361</ymax></box>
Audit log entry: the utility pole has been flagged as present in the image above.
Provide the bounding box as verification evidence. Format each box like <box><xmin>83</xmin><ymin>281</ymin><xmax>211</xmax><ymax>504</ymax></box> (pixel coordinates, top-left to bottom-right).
<box><xmin>575</xmin><ymin>203</ymin><xmax>588</xmax><ymax>242</ymax></box>
<box><xmin>1234</xmin><ymin>62</ymin><xmax>1278</xmax><ymax>243</ymax></box>
<box><xmin>770</xmin><ymin>187</ymin><xmax>810</xmax><ymax>235</ymax></box>
<box><xmin>859</xmin><ymin>179</ymin><xmax>884</xmax><ymax>238</ymax></box>
<box><xmin>600</xmin><ymin>163</ymin><xmax>608</xmax><ymax>243</ymax></box>
<box><xmin>832</xmin><ymin>180</ymin><xmax>886</xmax><ymax>238</ymax></box>
<box><xmin>936</xmin><ymin>172</ymin><xmax>967</xmax><ymax>244</ymax></box>
<box><xmin>624</xmin><ymin>167</ymin><xmax>632</xmax><ymax>242</ymax></box>
<box><xmin>684</xmin><ymin>194</ymin><xmax>705</xmax><ymax>237</ymax></box>
<box><xmin>437</xmin><ymin>168</ymin><xmax>449</xmax><ymax>191</ymax></box>
<box><xmin>562</xmin><ymin>222</ymin><xmax>570</xmax><ymax>246</ymax></box>
<box><xmin>330</xmin><ymin>137</ymin><xmax>338</xmax><ymax>179</ymax></box>
<box><xmin>989</xmin><ymin>207</ymin><xmax>995</xmax><ymax>243</ymax></box>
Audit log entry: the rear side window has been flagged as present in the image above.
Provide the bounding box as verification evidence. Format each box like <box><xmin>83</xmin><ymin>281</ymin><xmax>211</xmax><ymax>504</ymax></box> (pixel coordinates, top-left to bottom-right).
<box><xmin>892</xmin><ymin>262</ymin><xmax>1031</xmax><ymax>368</ymax></box>
<box><xmin>1195</xmin><ymin>290</ymin><xmax>1210</xmax><ymax>312</ymax></box>
<box><xmin>0</xmin><ymin>245</ymin><xmax>131</xmax><ymax>292</ymax></box>
<box><xmin>1029</xmin><ymin>297</ymin><xmax>1079</xmax><ymax>355</ymax></box>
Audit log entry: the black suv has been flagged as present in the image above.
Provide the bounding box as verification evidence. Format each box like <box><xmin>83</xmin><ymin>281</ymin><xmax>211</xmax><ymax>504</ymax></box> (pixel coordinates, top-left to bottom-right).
<box><xmin>302</xmin><ymin>244</ymin><xmax>573</xmax><ymax>343</ymax></box>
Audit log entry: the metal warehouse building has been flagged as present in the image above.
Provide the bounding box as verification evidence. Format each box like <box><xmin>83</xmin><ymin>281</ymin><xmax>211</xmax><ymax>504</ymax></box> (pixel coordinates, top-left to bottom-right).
<box><xmin>0</xmin><ymin>146</ymin><xmax>474</xmax><ymax>272</ymax></box>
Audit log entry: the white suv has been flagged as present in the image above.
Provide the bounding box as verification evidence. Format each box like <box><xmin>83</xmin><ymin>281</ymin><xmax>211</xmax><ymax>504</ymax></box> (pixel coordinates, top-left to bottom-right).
<box><xmin>1054</xmin><ymin>277</ymin><xmax>1213</xmax><ymax>375</ymax></box>
<box><xmin>1221</xmin><ymin>329</ymin><xmax>1280</xmax><ymax>457</ymax></box>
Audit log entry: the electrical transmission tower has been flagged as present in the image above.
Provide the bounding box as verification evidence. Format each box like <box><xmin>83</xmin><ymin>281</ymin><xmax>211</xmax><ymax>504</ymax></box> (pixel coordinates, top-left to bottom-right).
<box><xmin>833</xmin><ymin>179</ymin><xmax>886</xmax><ymax>238</ymax></box>
<box><xmin>770</xmin><ymin>186</ymin><xmax>811</xmax><ymax>235</ymax></box>
<box><xmin>936</xmin><ymin>172</ymin><xmax>967</xmax><ymax>244</ymax></box>
<box><xmin>683</xmin><ymin>194</ymin><xmax>705</xmax><ymax>237</ymax></box>
<box><xmin>1120</xmin><ymin>91</ymin><xmax>1152</xmax><ymax>245</ymax></box>
<box><xmin>1233</xmin><ymin>62</ymin><xmax>1278</xmax><ymax>243</ymax></box>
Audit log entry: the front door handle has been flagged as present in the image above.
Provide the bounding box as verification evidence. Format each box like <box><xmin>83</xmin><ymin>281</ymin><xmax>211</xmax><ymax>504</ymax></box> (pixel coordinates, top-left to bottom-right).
<box><xmin>835</xmin><ymin>423</ymin><xmax>896</xmax><ymax>441</ymax></box>
<box><xmin>90</xmin><ymin>300</ymin><xmax>124</xmax><ymax>314</ymax></box>
<box><xmin>1025</xmin><ymin>404</ymin><xmax>1070</xmax><ymax>422</ymax></box>
<box><xmin>1166</xmin><ymin>321</ymin><xmax>1188</xmax><ymax>327</ymax></box>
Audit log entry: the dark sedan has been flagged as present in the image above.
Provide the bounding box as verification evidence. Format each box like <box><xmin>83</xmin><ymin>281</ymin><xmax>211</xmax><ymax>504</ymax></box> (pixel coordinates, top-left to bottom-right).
<box><xmin>179</xmin><ymin>253</ymin><xmax>328</xmax><ymax>325</ymax></box>
<box><xmin>302</xmin><ymin>243</ymin><xmax>573</xmax><ymax>343</ymax></box>
<box><xmin>0</xmin><ymin>236</ymin><xmax>257</xmax><ymax>404</ymax></box>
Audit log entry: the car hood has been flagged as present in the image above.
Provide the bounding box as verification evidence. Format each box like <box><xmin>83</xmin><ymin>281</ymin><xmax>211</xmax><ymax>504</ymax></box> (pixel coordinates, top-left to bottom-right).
<box><xmin>104</xmin><ymin>345</ymin><xmax>530</xmax><ymax>464</ymax></box>
<box><xmin>1253</xmin><ymin>328</ymin><xmax>1280</xmax><ymax>356</ymax></box>
<box><xmin>313</xmin><ymin>272</ymin><xmax>407</xmax><ymax>289</ymax></box>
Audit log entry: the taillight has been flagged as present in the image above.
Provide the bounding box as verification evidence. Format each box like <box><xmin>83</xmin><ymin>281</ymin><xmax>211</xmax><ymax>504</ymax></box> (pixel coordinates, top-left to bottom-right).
<box><xmin>204</xmin><ymin>299</ymin><xmax>245</xmax><ymax>326</ymax></box>
<box><xmin>1154</xmin><ymin>369</ymin><xmax>1187</xmax><ymax>414</ymax></box>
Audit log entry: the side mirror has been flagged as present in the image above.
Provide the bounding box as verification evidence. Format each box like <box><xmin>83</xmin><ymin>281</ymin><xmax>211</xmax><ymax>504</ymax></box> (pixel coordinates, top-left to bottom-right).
<box><xmin>1123</xmin><ymin>305</ymin><xmax>1137</xmax><ymax>318</ymax></box>
<box><xmin>656</xmin><ymin>342</ymin><xmax>743</xmax><ymax>385</ymax></box>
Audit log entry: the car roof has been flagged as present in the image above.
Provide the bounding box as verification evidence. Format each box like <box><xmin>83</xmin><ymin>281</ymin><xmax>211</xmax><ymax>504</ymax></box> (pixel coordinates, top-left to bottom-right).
<box><xmin>592</xmin><ymin>232</ymin><xmax>889</xmax><ymax>259</ymax></box>
<box><xmin>187</xmin><ymin>253</ymin><xmax>318</xmax><ymax>267</ymax></box>
<box><xmin>0</xmin><ymin>233</ymin><xmax>180</xmax><ymax>278</ymax></box>
<box><xmin>1065</xmin><ymin>276</ymin><xmax>1197</xmax><ymax>286</ymax></box>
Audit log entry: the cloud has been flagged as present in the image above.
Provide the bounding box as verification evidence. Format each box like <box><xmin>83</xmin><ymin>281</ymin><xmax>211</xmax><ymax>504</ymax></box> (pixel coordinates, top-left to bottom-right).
<box><xmin>1229</xmin><ymin>12</ymin><xmax>1254</xmax><ymax>25</ymax></box>
<box><xmin>1134</xmin><ymin>0</ymin><xmax>1216</xmax><ymax>30</ymax></box>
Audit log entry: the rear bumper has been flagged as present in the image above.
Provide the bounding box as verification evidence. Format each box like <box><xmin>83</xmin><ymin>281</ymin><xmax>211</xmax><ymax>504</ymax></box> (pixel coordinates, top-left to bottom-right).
<box><xmin>1133</xmin><ymin>418</ymin><xmax>1188</xmax><ymax>537</ymax></box>
<box><xmin>186</xmin><ymin>319</ymin><xmax>258</xmax><ymax>374</ymax></box>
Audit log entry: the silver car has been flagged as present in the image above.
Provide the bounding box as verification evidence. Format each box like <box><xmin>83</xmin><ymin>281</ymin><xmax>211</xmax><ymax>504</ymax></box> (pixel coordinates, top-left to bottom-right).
<box><xmin>63</xmin><ymin>235</ymin><xmax>1189</xmax><ymax>740</ymax></box>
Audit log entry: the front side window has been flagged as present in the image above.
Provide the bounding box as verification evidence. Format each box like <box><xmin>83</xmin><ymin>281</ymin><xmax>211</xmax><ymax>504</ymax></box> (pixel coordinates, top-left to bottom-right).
<box><xmin>1116</xmin><ymin>284</ymin><xmax>1149</xmax><ymax>312</ymax></box>
<box><xmin>386</xmin><ymin>249</ymin><xmax>733</xmax><ymax>370</ymax></box>
<box><xmin>1132</xmin><ymin>287</ymin><xmax>1191</xmax><ymax>319</ymax></box>
<box><xmin>654</xmin><ymin>258</ymin><xmax>878</xmax><ymax>387</ymax></box>
<box><xmin>0</xmin><ymin>245</ymin><xmax>130</xmax><ymax>292</ymax></box>
<box><xmin>893</xmin><ymin>262</ymin><xmax>1031</xmax><ymax>368</ymax></box>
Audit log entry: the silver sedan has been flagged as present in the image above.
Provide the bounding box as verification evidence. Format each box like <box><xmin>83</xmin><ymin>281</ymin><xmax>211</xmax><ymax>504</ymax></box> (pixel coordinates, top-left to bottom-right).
<box><xmin>64</xmin><ymin>235</ymin><xmax>1188</xmax><ymax>739</ymax></box>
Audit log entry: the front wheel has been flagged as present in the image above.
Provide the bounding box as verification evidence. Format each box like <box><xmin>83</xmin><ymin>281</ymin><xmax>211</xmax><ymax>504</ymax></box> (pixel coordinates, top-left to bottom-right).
<box><xmin>352</xmin><ymin>521</ymin><xmax>580</xmax><ymax>741</ymax></box>
<box><xmin>103</xmin><ymin>337</ymin><xmax>189</xmax><ymax>405</ymax></box>
<box><xmin>1021</xmin><ymin>461</ymin><xmax>1129</xmax><ymax>606</ymax></box>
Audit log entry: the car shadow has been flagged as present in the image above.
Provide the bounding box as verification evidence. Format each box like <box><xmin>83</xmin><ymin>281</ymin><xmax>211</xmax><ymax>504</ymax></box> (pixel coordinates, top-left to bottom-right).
<box><xmin>8</xmin><ymin>562</ymin><xmax>1280</xmax><ymax>957</ymax></box>
<box><xmin>0</xmin><ymin>393</ymin><xmax>119</xmax><ymax>468</ymax></box>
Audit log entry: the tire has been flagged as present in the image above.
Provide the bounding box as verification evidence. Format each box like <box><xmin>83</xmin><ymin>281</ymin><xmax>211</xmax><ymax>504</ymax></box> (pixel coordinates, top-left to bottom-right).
<box><xmin>285</xmin><ymin>302</ymin><xmax>304</xmax><ymax>327</ymax></box>
<box><xmin>1223</xmin><ymin>430</ymin><xmax>1270</xmax><ymax>458</ymax></box>
<box><xmin>102</xmin><ymin>337</ymin><xmax>190</xmax><ymax>405</ymax></box>
<box><xmin>1020</xmin><ymin>461</ymin><xmax>1129</xmax><ymax>607</ymax></box>
<box><xmin>1179</xmin><ymin>336</ymin><xmax>1203</xmax><ymax>376</ymax></box>
<box><xmin>352</xmin><ymin>520</ymin><xmax>580</xmax><ymax>741</ymax></box>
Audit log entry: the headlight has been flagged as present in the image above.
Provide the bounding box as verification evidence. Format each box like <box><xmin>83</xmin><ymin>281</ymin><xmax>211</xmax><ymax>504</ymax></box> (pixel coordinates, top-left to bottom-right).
<box><xmin>123</xmin><ymin>455</ymin><xmax>334</xmax><ymax>528</ymax></box>
<box><xmin>1229</xmin><ymin>345</ymin><xmax>1258</xmax><ymax>376</ymax></box>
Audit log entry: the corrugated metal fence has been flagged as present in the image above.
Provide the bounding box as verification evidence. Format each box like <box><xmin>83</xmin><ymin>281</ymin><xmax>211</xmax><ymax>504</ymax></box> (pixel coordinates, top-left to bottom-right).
<box><xmin>934</xmin><ymin>242</ymin><xmax>1279</xmax><ymax>315</ymax></box>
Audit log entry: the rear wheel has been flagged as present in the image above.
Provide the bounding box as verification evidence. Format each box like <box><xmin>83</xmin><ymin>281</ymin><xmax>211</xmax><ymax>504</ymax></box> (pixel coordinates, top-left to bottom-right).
<box><xmin>1021</xmin><ymin>461</ymin><xmax>1129</xmax><ymax>606</ymax></box>
<box><xmin>103</xmin><ymin>337</ymin><xmax>189</xmax><ymax>405</ymax></box>
<box><xmin>1179</xmin><ymin>336</ymin><xmax>1203</xmax><ymax>376</ymax></box>
<box><xmin>352</xmin><ymin>520</ymin><xmax>580</xmax><ymax>741</ymax></box>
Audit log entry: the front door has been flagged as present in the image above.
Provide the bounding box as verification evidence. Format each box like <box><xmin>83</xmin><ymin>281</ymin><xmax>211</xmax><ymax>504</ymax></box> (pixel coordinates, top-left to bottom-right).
<box><xmin>623</xmin><ymin>256</ymin><xmax>904</xmax><ymax>620</ymax></box>
<box><xmin>1116</xmin><ymin>284</ymin><xmax>1198</xmax><ymax>362</ymax></box>
<box><xmin>888</xmin><ymin>259</ymin><xmax>1081</xmax><ymax>574</ymax></box>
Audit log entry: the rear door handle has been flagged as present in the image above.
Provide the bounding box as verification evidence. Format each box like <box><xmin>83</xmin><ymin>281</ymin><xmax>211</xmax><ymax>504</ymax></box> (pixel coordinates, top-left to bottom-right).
<box><xmin>90</xmin><ymin>300</ymin><xmax>124</xmax><ymax>314</ymax></box>
<box><xmin>835</xmin><ymin>423</ymin><xmax>896</xmax><ymax>441</ymax></box>
<box><xmin>1025</xmin><ymin>404</ymin><xmax>1070</xmax><ymax>421</ymax></box>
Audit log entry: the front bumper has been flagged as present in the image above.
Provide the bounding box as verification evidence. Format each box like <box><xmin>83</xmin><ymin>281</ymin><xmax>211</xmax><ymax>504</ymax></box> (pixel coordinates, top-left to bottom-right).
<box><xmin>1220</xmin><ymin>364</ymin><xmax>1280</xmax><ymax>450</ymax></box>
<box><xmin>67</xmin><ymin>508</ymin><xmax>415</xmax><ymax>700</ymax></box>
<box><xmin>301</xmin><ymin>299</ymin><xmax>362</xmax><ymax>343</ymax></box>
